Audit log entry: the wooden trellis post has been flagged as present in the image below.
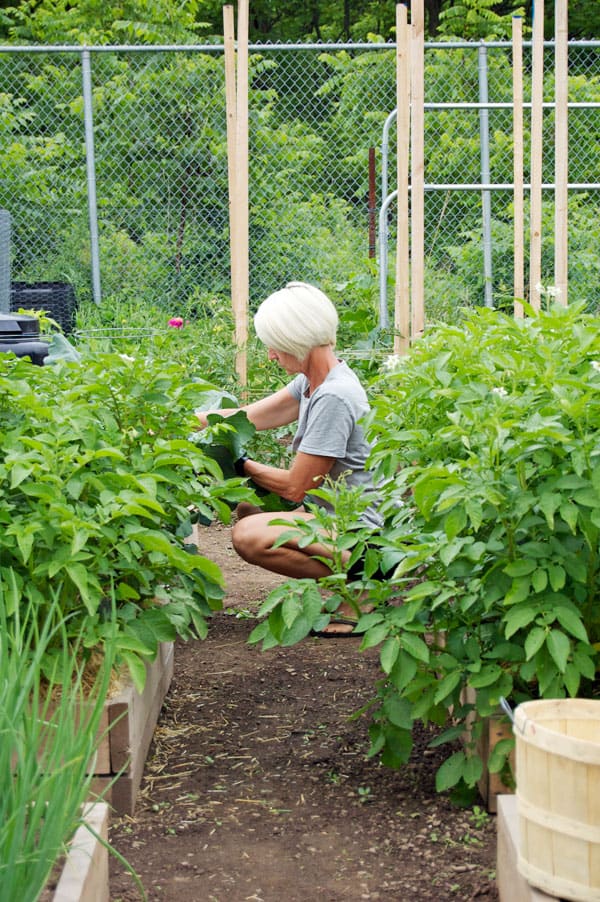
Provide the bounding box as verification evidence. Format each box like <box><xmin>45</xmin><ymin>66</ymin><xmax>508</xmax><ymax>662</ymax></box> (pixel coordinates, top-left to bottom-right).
<box><xmin>395</xmin><ymin>2</ymin><xmax>410</xmax><ymax>355</ymax></box>
<box><xmin>410</xmin><ymin>0</ymin><xmax>425</xmax><ymax>339</ymax></box>
<box><xmin>528</xmin><ymin>0</ymin><xmax>544</xmax><ymax>311</ymax></box>
<box><xmin>554</xmin><ymin>0</ymin><xmax>569</xmax><ymax>305</ymax></box>
<box><xmin>223</xmin><ymin>2</ymin><xmax>249</xmax><ymax>387</ymax></box>
<box><xmin>512</xmin><ymin>15</ymin><xmax>525</xmax><ymax>318</ymax></box>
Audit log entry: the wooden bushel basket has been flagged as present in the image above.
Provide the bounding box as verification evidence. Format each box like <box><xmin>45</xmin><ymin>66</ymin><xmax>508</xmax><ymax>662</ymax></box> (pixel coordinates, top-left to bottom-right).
<box><xmin>515</xmin><ymin>698</ymin><xmax>600</xmax><ymax>902</ymax></box>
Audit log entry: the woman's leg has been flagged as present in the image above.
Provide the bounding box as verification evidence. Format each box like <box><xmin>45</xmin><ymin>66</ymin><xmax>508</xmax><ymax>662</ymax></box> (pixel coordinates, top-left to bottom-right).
<box><xmin>232</xmin><ymin>510</ymin><xmax>372</xmax><ymax>635</ymax></box>
<box><xmin>231</xmin><ymin>510</ymin><xmax>338</xmax><ymax>579</ymax></box>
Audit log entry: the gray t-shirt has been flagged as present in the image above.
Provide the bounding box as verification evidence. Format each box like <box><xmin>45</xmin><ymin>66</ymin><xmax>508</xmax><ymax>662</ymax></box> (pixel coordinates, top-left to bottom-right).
<box><xmin>287</xmin><ymin>362</ymin><xmax>382</xmax><ymax>528</ymax></box>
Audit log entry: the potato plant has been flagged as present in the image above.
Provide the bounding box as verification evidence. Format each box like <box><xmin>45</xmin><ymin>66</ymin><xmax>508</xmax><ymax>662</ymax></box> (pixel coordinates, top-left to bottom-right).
<box><xmin>0</xmin><ymin>346</ymin><xmax>254</xmax><ymax>690</ymax></box>
<box><xmin>249</xmin><ymin>300</ymin><xmax>600</xmax><ymax>799</ymax></box>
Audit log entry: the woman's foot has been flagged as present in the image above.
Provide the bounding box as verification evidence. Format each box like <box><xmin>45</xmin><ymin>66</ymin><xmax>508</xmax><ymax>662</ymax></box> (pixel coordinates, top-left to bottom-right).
<box><xmin>235</xmin><ymin>501</ymin><xmax>264</xmax><ymax>520</ymax></box>
<box><xmin>312</xmin><ymin>600</ymin><xmax>372</xmax><ymax>637</ymax></box>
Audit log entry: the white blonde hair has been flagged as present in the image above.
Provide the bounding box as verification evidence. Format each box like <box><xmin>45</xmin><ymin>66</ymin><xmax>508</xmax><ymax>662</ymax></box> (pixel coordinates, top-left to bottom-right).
<box><xmin>253</xmin><ymin>281</ymin><xmax>338</xmax><ymax>362</ymax></box>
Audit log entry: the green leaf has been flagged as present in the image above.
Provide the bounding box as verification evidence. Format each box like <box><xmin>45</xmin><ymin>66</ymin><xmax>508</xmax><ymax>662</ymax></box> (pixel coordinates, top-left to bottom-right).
<box><xmin>503</xmin><ymin>577</ymin><xmax>531</xmax><ymax>606</ymax></box>
<box><xmin>248</xmin><ymin>620</ymin><xmax>270</xmax><ymax>646</ymax></box>
<box><xmin>504</xmin><ymin>605</ymin><xmax>536</xmax><ymax>638</ymax></box>
<box><xmin>65</xmin><ymin>563</ymin><xmax>99</xmax><ymax>615</ymax></box>
<box><xmin>401</xmin><ymin>632</ymin><xmax>430</xmax><ymax>663</ymax></box>
<box><xmin>555</xmin><ymin>607</ymin><xmax>588</xmax><ymax>643</ymax></box>
<box><xmin>546</xmin><ymin>629</ymin><xmax>570</xmax><ymax>673</ymax></box>
<box><xmin>427</xmin><ymin>723</ymin><xmax>466</xmax><ymax>748</ymax></box>
<box><xmin>488</xmin><ymin>738</ymin><xmax>514</xmax><ymax>774</ymax></box>
<box><xmin>190</xmin><ymin>609</ymin><xmax>209</xmax><ymax>639</ymax></box>
<box><xmin>468</xmin><ymin>664</ymin><xmax>503</xmax><ymax>689</ymax></box>
<box><xmin>504</xmin><ymin>559</ymin><xmax>536</xmax><ymax>577</ymax></box>
<box><xmin>573</xmin><ymin>648</ymin><xmax>596</xmax><ymax>681</ymax></box>
<box><xmin>71</xmin><ymin>528</ymin><xmax>92</xmax><ymax>556</ymax></box>
<box><xmin>389</xmin><ymin>650</ymin><xmax>418</xmax><ymax>692</ymax></box>
<box><xmin>10</xmin><ymin>462</ymin><xmax>33</xmax><ymax>488</ymax></box>
<box><xmin>548</xmin><ymin>564</ymin><xmax>566</xmax><ymax>592</ymax></box>
<box><xmin>281</xmin><ymin>615</ymin><xmax>313</xmax><ymax>646</ymax></box>
<box><xmin>380</xmin><ymin>637</ymin><xmax>400</xmax><ymax>675</ymax></box>
<box><xmin>119</xmin><ymin>651</ymin><xmax>148</xmax><ymax>694</ymax></box>
<box><xmin>282</xmin><ymin>596</ymin><xmax>302</xmax><ymax>629</ymax></box>
<box><xmin>115</xmin><ymin>634</ymin><xmax>155</xmax><ymax>656</ymax></box>
<box><xmin>524</xmin><ymin>626</ymin><xmax>546</xmax><ymax>660</ymax></box>
<box><xmin>560</xmin><ymin>502</ymin><xmax>579</xmax><ymax>533</ymax></box>
<box><xmin>435</xmin><ymin>750</ymin><xmax>467</xmax><ymax>792</ymax></box>
<box><xmin>434</xmin><ymin>670</ymin><xmax>462</xmax><ymax>704</ymax></box>
<box><xmin>1</xmin><ymin>568</ymin><xmax>21</xmax><ymax>617</ymax></box>
<box><xmin>538</xmin><ymin>492</ymin><xmax>560</xmax><ymax>529</ymax></box>
<box><xmin>531</xmin><ymin>568</ymin><xmax>548</xmax><ymax>593</ymax></box>
<box><xmin>382</xmin><ymin>694</ymin><xmax>413</xmax><ymax>729</ymax></box>
<box><xmin>444</xmin><ymin>505</ymin><xmax>467</xmax><ymax>540</ymax></box>
<box><xmin>573</xmin><ymin>488</ymin><xmax>600</xmax><ymax>508</ymax></box>
<box><xmin>564</xmin><ymin>662</ymin><xmax>581</xmax><ymax>698</ymax></box>
<box><xmin>360</xmin><ymin>622</ymin><xmax>390</xmax><ymax>650</ymax></box>
<box><xmin>463</xmin><ymin>754</ymin><xmax>484</xmax><ymax>787</ymax></box>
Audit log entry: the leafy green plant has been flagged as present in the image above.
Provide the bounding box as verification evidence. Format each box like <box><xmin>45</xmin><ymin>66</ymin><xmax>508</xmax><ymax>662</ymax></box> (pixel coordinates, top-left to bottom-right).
<box><xmin>248</xmin><ymin>301</ymin><xmax>600</xmax><ymax>798</ymax></box>
<box><xmin>0</xmin><ymin>348</ymin><xmax>255</xmax><ymax>690</ymax></box>
<box><xmin>361</xmin><ymin>301</ymin><xmax>600</xmax><ymax>795</ymax></box>
<box><xmin>248</xmin><ymin>478</ymin><xmax>399</xmax><ymax>649</ymax></box>
<box><xmin>0</xmin><ymin>589</ymin><xmax>131</xmax><ymax>900</ymax></box>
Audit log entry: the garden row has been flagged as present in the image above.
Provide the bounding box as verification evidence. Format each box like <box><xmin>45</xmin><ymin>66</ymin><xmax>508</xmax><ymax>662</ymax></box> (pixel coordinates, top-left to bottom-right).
<box><xmin>2</xmin><ymin>296</ymin><xmax>599</xmax><ymax>897</ymax></box>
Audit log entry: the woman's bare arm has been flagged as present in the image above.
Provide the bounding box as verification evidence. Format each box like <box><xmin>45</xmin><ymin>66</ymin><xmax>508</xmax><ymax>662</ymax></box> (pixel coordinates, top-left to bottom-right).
<box><xmin>195</xmin><ymin>386</ymin><xmax>299</xmax><ymax>431</ymax></box>
<box><xmin>243</xmin><ymin>451</ymin><xmax>335</xmax><ymax>504</ymax></box>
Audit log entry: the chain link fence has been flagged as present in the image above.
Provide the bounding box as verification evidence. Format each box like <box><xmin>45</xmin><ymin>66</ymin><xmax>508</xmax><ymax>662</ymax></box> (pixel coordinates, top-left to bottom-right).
<box><xmin>0</xmin><ymin>39</ymin><xmax>599</xmax><ymax>329</ymax></box>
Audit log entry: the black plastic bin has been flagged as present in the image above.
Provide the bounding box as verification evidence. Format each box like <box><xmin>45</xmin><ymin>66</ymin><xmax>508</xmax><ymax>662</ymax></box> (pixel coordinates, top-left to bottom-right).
<box><xmin>0</xmin><ymin>312</ymin><xmax>49</xmax><ymax>365</ymax></box>
<box><xmin>10</xmin><ymin>281</ymin><xmax>77</xmax><ymax>335</ymax></box>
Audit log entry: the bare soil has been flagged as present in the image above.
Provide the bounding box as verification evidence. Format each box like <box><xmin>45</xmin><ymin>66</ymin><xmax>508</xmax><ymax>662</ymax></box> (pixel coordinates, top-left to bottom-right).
<box><xmin>109</xmin><ymin>523</ymin><xmax>499</xmax><ymax>902</ymax></box>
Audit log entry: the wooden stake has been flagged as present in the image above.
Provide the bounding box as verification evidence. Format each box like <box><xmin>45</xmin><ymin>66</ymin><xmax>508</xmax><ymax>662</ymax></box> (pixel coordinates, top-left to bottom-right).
<box><xmin>554</xmin><ymin>0</ymin><xmax>568</xmax><ymax>305</ymax></box>
<box><xmin>395</xmin><ymin>3</ymin><xmax>410</xmax><ymax>355</ymax></box>
<box><xmin>410</xmin><ymin>0</ymin><xmax>425</xmax><ymax>339</ymax></box>
<box><xmin>512</xmin><ymin>16</ymin><xmax>524</xmax><ymax>319</ymax></box>
<box><xmin>528</xmin><ymin>0</ymin><xmax>544</xmax><ymax>311</ymax></box>
<box><xmin>223</xmin><ymin>2</ymin><xmax>249</xmax><ymax>388</ymax></box>
<box><xmin>223</xmin><ymin>5</ymin><xmax>237</xmax><ymax>200</ymax></box>
<box><xmin>233</xmin><ymin>0</ymin><xmax>249</xmax><ymax>387</ymax></box>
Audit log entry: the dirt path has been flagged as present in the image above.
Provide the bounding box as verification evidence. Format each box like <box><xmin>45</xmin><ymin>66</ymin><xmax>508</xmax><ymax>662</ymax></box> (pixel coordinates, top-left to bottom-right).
<box><xmin>109</xmin><ymin>523</ymin><xmax>499</xmax><ymax>902</ymax></box>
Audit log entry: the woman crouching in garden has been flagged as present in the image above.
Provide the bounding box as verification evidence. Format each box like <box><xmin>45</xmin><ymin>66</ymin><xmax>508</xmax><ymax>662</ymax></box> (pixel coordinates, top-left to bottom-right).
<box><xmin>195</xmin><ymin>281</ymin><xmax>382</xmax><ymax>636</ymax></box>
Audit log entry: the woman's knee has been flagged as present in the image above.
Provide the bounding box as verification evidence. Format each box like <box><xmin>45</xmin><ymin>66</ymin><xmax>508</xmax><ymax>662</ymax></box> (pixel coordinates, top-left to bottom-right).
<box><xmin>232</xmin><ymin>516</ymin><xmax>261</xmax><ymax>562</ymax></box>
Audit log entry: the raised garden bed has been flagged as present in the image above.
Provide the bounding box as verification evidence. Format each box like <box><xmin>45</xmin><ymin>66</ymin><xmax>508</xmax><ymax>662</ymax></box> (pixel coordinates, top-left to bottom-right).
<box><xmin>90</xmin><ymin>642</ymin><xmax>174</xmax><ymax>816</ymax></box>
<box><xmin>496</xmin><ymin>795</ymin><xmax>557</xmax><ymax>902</ymax></box>
<box><xmin>48</xmin><ymin>803</ymin><xmax>110</xmax><ymax>902</ymax></box>
<box><xmin>462</xmin><ymin>686</ymin><xmax>515</xmax><ymax>812</ymax></box>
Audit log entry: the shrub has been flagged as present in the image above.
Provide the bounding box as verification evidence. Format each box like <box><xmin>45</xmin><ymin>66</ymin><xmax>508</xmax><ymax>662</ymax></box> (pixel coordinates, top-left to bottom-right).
<box><xmin>248</xmin><ymin>300</ymin><xmax>600</xmax><ymax>798</ymax></box>
<box><xmin>0</xmin><ymin>347</ymin><xmax>253</xmax><ymax>690</ymax></box>
<box><xmin>363</xmin><ymin>300</ymin><xmax>600</xmax><ymax>794</ymax></box>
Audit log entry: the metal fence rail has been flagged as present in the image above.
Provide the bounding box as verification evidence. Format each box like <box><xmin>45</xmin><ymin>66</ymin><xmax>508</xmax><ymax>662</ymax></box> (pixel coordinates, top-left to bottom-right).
<box><xmin>0</xmin><ymin>39</ymin><xmax>598</xmax><ymax>324</ymax></box>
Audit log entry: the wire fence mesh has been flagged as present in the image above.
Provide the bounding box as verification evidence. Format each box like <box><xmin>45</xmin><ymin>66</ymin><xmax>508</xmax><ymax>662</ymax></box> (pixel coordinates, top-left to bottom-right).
<box><xmin>0</xmin><ymin>40</ymin><xmax>599</xmax><ymax>326</ymax></box>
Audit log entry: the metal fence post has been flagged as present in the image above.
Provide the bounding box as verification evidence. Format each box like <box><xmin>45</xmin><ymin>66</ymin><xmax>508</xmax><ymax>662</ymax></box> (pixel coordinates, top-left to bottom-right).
<box><xmin>81</xmin><ymin>48</ymin><xmax>102</xmax><ymax>306</ymax></box>
<box><xmin>478</xmin><ymin>43</ymin><xmax>493</xmax><ymax>308</ymax></box>
<box><xmin>0</xmin><ymin>209</ymin><xmax>10</xmax><ymax>313</ymax></box>
<box><xmin>378</xmin><ymin>190</ymin><xmax>398</xmax><ymax>328</ymax></box>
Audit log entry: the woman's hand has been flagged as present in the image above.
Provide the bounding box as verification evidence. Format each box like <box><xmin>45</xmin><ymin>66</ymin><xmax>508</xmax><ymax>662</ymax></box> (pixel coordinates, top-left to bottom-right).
<box><xmin>195</xmin><ymin>388</ymin><xmax>299</xmax><ymax>432</ymax></box>
<box><xmin>194</xmin><ymin>408</ymin><xmax>238</xmax><ymax>429</ymax></box>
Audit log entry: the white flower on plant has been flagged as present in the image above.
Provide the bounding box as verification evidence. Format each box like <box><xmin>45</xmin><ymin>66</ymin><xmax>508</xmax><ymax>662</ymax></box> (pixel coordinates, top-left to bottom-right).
<box><xmin>119</xmin><ymin>353</ymin><xmax>135</xmax><ymax>363</ymax></box>
<box><xmin>591</xmin><ymin>360</ymin><xmax>600</xmax><ymax>372</ymax></box>
<box><xmin>491</xmin><ymin>386</ymin><xmax>508</xmax><ymax>397</ymax></box>
<box><xmin>382</xmin><ymin>354</ymin><xmax>403</xmax><ymax>373</ymax></box>
<box><xmin>535</xmin><ymin>281</ymin><xmax>561</xmax><ymax>299</ymax></box>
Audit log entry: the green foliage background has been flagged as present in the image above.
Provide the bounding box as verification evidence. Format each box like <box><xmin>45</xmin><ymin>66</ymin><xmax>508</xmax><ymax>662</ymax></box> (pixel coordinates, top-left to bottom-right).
<box><xmin>0</xmin><ymin>0</ymin><xmax>599</xmax><ymax>319</ymax></box>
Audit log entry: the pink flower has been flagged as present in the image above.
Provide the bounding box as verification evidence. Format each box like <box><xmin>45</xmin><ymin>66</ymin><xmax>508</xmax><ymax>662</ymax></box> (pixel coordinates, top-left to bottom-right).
<box><xmin>168</xmin><ymin>317</ymin><xmax>184</xmax><ymax>329</ymax></box>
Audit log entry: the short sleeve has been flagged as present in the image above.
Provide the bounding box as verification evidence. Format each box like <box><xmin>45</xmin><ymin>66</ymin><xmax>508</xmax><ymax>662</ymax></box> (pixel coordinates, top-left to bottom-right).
<box><xmin>295</xmin><ymin>393</ymin><xmax>355</xmax><ymax>458</ymax></box>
